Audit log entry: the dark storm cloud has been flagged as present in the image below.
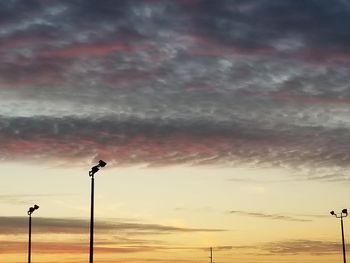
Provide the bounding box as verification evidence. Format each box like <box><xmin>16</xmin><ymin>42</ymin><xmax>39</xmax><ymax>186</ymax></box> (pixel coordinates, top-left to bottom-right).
<box><xmin>0</xmin><ymin>216</ymin><xmax>224</xmax><ymax>235</ymax></box>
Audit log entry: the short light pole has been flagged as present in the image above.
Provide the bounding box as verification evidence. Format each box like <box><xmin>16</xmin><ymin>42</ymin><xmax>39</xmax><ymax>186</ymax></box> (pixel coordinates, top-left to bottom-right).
<box><xmin>28</xmin><ymin>204</ymin><xmax>39</xmax><ymax>263</ymax></box>
<box><xmin>331</xmin><ymin>209</ymin><xmax>348</xmax><ymax>263</ymax></box>
<box><xmin>89</xmin><ymin>160</ymin><xmax>107</xmax><ymax>263</ymax></box>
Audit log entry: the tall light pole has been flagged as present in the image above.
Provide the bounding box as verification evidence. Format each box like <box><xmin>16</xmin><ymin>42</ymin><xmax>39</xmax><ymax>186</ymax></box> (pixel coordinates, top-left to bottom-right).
<box><xmin>331</xmin><ymin>209</ymin><xmax>348</xmax><ymax>263</ymax></box>
<box><xmin>209</xmin><ymin>247</ymin><xmax>213</xmax><ymax>263</ymax></box>
<box><xmin>89</xmin><ymin>160</ymin><xmax>107</xmax><ymax>263</ymax></box>
<box><xmin>28</xmin><ymin>204</ymin><xmax>39</xmax><ymax>263</ymax></box>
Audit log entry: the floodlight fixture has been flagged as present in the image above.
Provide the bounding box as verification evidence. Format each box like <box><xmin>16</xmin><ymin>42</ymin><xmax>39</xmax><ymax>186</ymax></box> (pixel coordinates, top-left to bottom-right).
<box><xmin>331</xmin><ymin>209</ymin><xmax>348</xmax><ymax>219</ymax></box>
<box><xmin>89</xmin><ymin>160</ymin><xmax>107</xmax><ymax>177</ymax></box>
<box><xmin>28</xmin><ymin>204</ymin><xmax>39</xmax><ymax>216</ymax></box>
<box><xmin>98</xmin><ymin>160</ymin><xmax>107</xmax><ymax>167</ymax></box>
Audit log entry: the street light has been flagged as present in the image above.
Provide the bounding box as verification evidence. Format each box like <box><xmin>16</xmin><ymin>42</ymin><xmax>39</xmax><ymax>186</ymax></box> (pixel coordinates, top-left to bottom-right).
<box><xmin>28</xmin><ymin>204</ymin><xmax>39</xmax><ymax>263</ymax></box>
<box><xmin>330</xmin><ymin>209</ymin><xmax>348</xmax><ymax>263</ymax></box>
<box><xmin>89</xmin><ymin>160</ymin><xmax>107</xmax><ymax>263</ymax></box>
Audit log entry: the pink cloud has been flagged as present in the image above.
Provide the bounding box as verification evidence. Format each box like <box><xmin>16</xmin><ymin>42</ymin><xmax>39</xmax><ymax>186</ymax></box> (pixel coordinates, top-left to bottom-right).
<box><xmin>0</xmin><ymin>36</ymin><xmax>44</xmax><ymax>50</ymax></box>
<box><xmin>41</xmin><ymin>42</ymin><xmax>150</xmax><ymax>59</ymax></box>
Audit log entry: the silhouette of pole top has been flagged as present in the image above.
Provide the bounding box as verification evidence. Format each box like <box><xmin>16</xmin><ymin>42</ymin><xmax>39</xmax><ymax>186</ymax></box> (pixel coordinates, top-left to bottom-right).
<box><xmin>331</xmin><ymin>209</ymin><xmax>348</xmax><ymax>218</ymax></box>
<box><xmin>89</xmin><ymin>160</ymin><xmax>107</xmax><ymax>177</ymax></box>
<box><xmin>27</xmin><ymin>205</ymin><xmax>39</xmax><ymax>216</ymax></box>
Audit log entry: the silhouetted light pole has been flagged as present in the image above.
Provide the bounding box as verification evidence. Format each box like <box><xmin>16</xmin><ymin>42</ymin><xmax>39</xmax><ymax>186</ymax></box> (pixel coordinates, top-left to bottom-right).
<box><xmin>209</xmin><ymin>247</ymin><xmax>213</xmax><ymax>263</ymax></box>
<box><xmin>89</xmin><ymin>160</ymin><xmax>107</xmax><ymax>263</ymax></box>
<box><xmin>28</xmin><ymin>204</ymin><xmax>39</xmax><ymax>263</ymax></box>
<box><xmin>331</xmin><ymin>209</ymin><xmax>348</xmax><ymax>263</ymax></box>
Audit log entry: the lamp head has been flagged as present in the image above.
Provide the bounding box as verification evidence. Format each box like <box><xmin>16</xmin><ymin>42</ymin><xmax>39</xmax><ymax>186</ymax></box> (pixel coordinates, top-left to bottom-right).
<box><xmin>90</xmin><ymin>165</ymin><xmax>99</xmax><ymax>174</ymax></box>
<box><xmin>342</xmin><ymin>209</ymin><xmax>348</xmax><ymax>215</ymax></box>
<box><xmin>28</xmin><ymin>204</ymin><xmax>39</xmax><ymax>215</ymax></box>
<box><xmin>89</xmin><ymin>160</ymin><xmax>107</xmax><ymax>176</ymax></box>
<box><xmin>330</xmin><ymin>211</ymin><xmax>335</xmax><ymax>216</ymax></box>
<box><xmin>98</xmin><ymin>160</ymin><xmax>107</xmax><ymax>167</ymax></box>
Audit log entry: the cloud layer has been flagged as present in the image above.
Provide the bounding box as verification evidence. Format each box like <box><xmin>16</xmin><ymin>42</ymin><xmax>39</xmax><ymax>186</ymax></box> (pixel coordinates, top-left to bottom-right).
<box><xmin>262</xmin><ymin>239</ymin><xmax>345</xmax><ymax>255</ymax></box>
<box><xmin>1</xmin><ymin>0</ymin><xmax>350</xmax><ymax>178</ymax></box>
<box><xmin>0</xmin><ymin>216</ymin><xmax>224</xmax><ymax>255</ymax></box>
<box><xmin>229</xmin><ymin>210</ymin><xmax>312</xmax><ymax>222</ymax></box>
<box><xmin>0</xmin><ymin>216</ymin><xmax>224</xmax><ymax>235</ymax></box>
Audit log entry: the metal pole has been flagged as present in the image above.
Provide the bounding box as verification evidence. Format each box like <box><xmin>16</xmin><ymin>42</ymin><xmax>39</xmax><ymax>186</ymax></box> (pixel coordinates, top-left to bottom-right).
<box><xmin>89</xmin><ymin>175</ymin><xmax>94</xmax><ymax>263</ymax></box>
<box><xmin>341</xmin><ymin>216</ymin><xmax>347</xmax><ymax>263</ymax></box>
<box><xmin>210</xmin><ymin>247</ymin><xmax>213</xmax><ymax>263</ymax></box>
<box><xmin>28</xmin><ymin>214</ymin><xmax>31</xmax><ymax>263</ymax></box>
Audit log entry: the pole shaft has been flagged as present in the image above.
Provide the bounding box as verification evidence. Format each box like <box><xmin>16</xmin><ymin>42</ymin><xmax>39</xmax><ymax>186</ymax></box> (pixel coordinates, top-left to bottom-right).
<box><xmin>28</xmin><ymin>215</ymin><xmax>31</xmax><ymax>263</ymax></box>
<box><xmin>341</xmin><ymin>216</ymin><xmax>347</xmax><ymax>263</ymax></box>
<box><xmin>89</xmin><ymin>176</ymin><xmax>94</xmax><ymax>263</ymax></box>
<box><xmin>210</xmin><ymin>247</ymin><xmax>213</xmax><ymax>263</ymax></box>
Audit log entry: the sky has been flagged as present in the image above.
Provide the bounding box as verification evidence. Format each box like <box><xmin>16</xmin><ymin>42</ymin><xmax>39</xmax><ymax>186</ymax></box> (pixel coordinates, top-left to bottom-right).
<box><xmin>1</xmin><ymin>0</ymin><xmax>350</xmax><ymax>262</ymax></box>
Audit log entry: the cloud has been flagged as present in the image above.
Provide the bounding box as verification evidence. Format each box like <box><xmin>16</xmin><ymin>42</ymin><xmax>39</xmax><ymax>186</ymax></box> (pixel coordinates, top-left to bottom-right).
<box><xmin>0</xmin><ymin>0</ymin><xmax>350</xmax><ymax>179</ymax></box>
<box><xmin>262</xmin><ymin>239</ymin><xmax>345</xmax><ymax>255</ymax></box>
<box><xmin>0</xmin><ymin>216</ymin><xmax>225</xmax><ymax>235</ymax></box>
<box><xmin>0</xmin><ymin>194</ymin><xmax>68</xmax><ymax>205</ymax></box>
<box><xmin>190</xmin><ymin>0</ymin><xmax>350</xmax><ymax>50</ymax></box>
<box><xmin>1</xmin><ymin>240</ymin><xmax>164</xmax><ymax>254</ymax></box>
<box><xmin>2</xmin><ymin>115</ymin><xmax>350</xmax><ymax>182</ymax></box>
<box><xmin>229</xmin><ymin>210</ymin><xmax>312</xmax><ymax>222</ymax></box>
<box><xmin>0</xmin><ymin>194</ymin><xmax>36</xmax><ymax>205</ymax></box>
<box><xmin>208</xmin><ymin>245</ymin><xmax>255</xmax><ymax>251</ymax></box>
<box><xmin>198</xmin><ymin>239</ymin><xmax>348</xmax><ymax>256</ymax></box>
<box><xmin>0</xmin><ymin>215</ymin><xmax>224</xmax><ymax>255</ymax></box>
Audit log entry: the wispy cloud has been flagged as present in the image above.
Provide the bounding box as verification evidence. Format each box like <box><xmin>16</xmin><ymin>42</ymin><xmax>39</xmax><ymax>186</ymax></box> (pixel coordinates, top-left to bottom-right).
<box><xmin>229</xmin><ymin>210</ymin><xmax>312</xmax><ymax>222</ymax></box>
<box><xmin>196</xmin><ymin>239</ymin><xmax>348</xmax><ymax>256</ymax></box>
<box><xmin>0</xmin><ymin>194</ymin><xmax>74</xmax><ymax>205</ymax></box>
<box><xmin>0</xmin><ymin>216</ymin><xmax>225</xmax><ymax>235</ymax></box>
<box><xmin>1</xmin><ymin>240</ymin><xmax>165</xmax><ymax>254</ymax></box>
<box><xmin>262</xmin><ymin>239</ymin><xmax>345</xmax><ymax>255</ymax></box>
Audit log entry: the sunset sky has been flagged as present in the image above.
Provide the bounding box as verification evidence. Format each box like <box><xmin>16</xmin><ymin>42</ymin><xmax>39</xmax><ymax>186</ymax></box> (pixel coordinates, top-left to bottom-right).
<box><xmin>1</xmin><ymin>0</ymin><xmax>350</xmax><ymax>262</ymax></box>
